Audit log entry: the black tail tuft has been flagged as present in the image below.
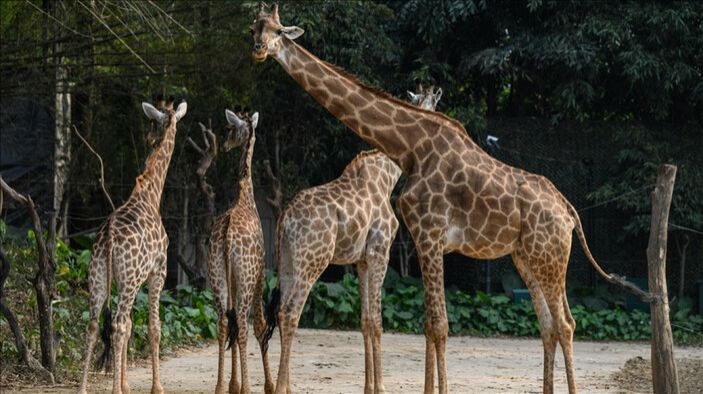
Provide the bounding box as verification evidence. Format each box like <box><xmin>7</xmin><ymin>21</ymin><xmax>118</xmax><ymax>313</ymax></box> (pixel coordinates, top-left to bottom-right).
<box><xmin>262</xmin><ymin>287</ymin><xmax>281</xmax><ymax>353</ymax></box>
<box><xmin>96</xmin><ymin>308</ymin><xmax>112</xmax><ymax>372</ymax></box>
<box><xmin>225</xmin><ymin>308</ymin><xmax>238</xmax><ymax>350</ymax></box>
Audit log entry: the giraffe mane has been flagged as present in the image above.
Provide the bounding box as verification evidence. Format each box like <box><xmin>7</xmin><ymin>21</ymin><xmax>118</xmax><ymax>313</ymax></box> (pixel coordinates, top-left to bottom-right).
<box><xmin>342</xmin><ymin>149</ymin><xmax>382</xmax><ymax>173</ymax></box>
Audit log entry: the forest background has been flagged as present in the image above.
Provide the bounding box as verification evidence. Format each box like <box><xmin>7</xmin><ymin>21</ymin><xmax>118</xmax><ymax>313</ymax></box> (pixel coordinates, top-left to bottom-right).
<box><xmin>1</xmin><ymin>0</ymin><xmax>702</xmax><ymax>381</ymax></box>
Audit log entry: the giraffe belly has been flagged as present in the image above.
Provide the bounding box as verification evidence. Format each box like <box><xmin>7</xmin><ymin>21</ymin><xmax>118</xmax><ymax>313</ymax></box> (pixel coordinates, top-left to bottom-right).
<box><xmin>445</xmin><ymin>223</ymin><xmax>518</xmax><ymax>259</ymax></box>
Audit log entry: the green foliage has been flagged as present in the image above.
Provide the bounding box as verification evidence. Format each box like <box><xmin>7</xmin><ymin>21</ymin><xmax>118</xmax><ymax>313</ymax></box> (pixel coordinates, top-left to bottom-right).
<box><xmin>1</xmin><ymin>232</ymin><xmax>217</xmax><ymax>378</ymax></box>
<box><xmin>286</xmin><ymin>272</ymin><xmax>702</xmax><ymax>345</ymax></box>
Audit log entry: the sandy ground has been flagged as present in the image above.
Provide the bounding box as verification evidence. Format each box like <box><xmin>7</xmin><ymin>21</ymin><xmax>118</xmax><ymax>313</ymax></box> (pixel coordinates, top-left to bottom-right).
<box><xmin>9</xmin><ymin>328</ymin><xmax>703</xmax><ymax>393</ymax></box>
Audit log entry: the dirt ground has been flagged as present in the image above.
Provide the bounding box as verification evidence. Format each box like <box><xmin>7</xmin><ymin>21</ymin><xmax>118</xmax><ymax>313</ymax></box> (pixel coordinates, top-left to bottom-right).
<box><xmin>7</xmin><ymin>328</ymin><xmax>703</xmax><ymax>393</ymax></box>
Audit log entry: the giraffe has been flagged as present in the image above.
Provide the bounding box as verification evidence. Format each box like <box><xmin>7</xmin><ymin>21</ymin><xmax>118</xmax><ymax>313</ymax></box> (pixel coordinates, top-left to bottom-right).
<box><xmin>264</xmin><ymin>150</ymin><xmax>400</xmax><ymax>394</ymax></box>
<box><xmin>77</xmin><ymin>99</ymin><xmax>187</xmax><ymax>394</ymax></box>
<box><xmin>250</xmin><ymin>4</ymin><xmax>642</xmax><ymax>393</ymax></box>
<box><xmin>207</xmin><ymin>109</ymin><xmax>274</xmax><ymax>394</ymax></box>
<box><xmin>261</xmin><ymin>83</ymin><xmax>440</xmax><ymax>394</ymax></box>
<box><xmin>407</xmin><ymin>84</ymin><xmax>442</xmax><ymax>113</ymax></box>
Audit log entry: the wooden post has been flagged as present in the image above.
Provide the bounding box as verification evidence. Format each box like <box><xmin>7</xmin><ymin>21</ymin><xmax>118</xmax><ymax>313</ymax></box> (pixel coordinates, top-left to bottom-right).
<box><xmin>646</xmin><ymin>164</ymin><xmax>679</xmax><ymax>394</ymax></box>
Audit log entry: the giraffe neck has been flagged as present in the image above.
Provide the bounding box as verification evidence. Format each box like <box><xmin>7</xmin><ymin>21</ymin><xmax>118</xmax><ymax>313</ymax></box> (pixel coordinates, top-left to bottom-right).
<box><xmin>131</xmin><ymin>117</ymin><xmax>177</xmax><ymax>208</ymax></box>
<box><xmin>236</xmin><ymin>134</ymin><xmax>256</xmax><ymax>207</ymax></box>
<box><xmin>275</xmin><ymin>39</ymin><xmax>486</xmax><ymax>172</ymax></box>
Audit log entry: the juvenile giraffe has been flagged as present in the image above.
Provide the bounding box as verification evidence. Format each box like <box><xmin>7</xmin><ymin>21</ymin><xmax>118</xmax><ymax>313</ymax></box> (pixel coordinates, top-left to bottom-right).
<box><xmin>265</xmin><ymin>151</ymin><xmax>400</xmax><ymax>394</ymax></box>
<box><xmin>251</xmin><ymin>4</ymin><xmax>642</xmax><ymax>393</ymax></box>
<box><xmin>207</xmin><ymin>109</ymin><xmax>274</xmax><ymax>394</ymax></box>
<box><xmin>78</xmin><ymin>100</ymin><xmax>187</xmax><ymax>394</ymax></box>
<box><xmin>262</xmin><ymin>84</ymin><xmax>440</xmax><ymax>394</ymax></box>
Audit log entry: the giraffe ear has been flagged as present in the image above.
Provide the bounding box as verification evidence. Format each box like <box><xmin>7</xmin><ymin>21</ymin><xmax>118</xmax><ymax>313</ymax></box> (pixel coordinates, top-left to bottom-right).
<box><xmin>434</xmin><ymin>88</ymin><xmax>443</xmax><ymax>105</ymax></box>
<box><xmin>175</xmin><ymin>101</ymin><xmax>188</xmax><ymax>121</ymax></box>
<box><xmin>250</xmin><ymin>112</ymin><xmax>259</xmax><ymax>129</ymax></box>
<box><xmin>280</xmin><ymin>26</ymin><xmax>304</xmax><ymax>40</ymax></box>
<box><xmin>407</xmin><ymin>91</ymin><xmax>419</xmax><ymax>103</ymax></box>
<box><xmin>142</xmin><ymin>102</ymin><xmax>165</xmax><ymax>123</ymax></box>
<box><xmin>225</xmin><ymin>109</ymin><xmax>245</xmax><ymax>129</ymax></box>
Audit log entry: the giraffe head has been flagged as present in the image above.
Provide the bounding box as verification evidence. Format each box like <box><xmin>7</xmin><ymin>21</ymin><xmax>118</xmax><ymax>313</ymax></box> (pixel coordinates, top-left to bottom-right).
<box><xmin>407</xmin><ymin>83</ymin><xmax>442</xmax><ymax>111</ymax></box>
<box><xmin>250</xmin><ymin>2</ymin><xmax>304</xmax><ymax>62</ymax></box>
<box><xmin>223</xmin><ymin>109</ymin><xmax>259</xmax><ymax>152</ymax></box>
<box><xmin>142</xmin><ymin>98</ymin><xmax>187</xmax><ymax>144</ymax></box>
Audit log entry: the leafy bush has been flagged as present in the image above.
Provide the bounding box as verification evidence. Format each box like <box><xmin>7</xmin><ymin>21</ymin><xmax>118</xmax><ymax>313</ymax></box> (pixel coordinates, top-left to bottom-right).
<box><xmin>1</xmin><ymin>231</ymin><xmax>218</xmax><ymax>379</ymax></box>
<box><xmin>285</xmin><ymin>270</ymin><xmax>703</xmax><ymax>345</ymax></box>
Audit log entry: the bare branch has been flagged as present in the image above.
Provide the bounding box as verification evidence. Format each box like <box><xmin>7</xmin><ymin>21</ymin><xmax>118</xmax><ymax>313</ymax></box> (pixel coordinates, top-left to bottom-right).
<box><xmin>76</xmin><ymin>0</ymin><xmax>156</xmax><ymax>73</ymax></box>
<box><xmin>73</xmin><ymin>126</ymin><xmax>115</xmax><ymax>211</ymax></box>
<box><xmin>24</xmin><ymin>0</ymin><xmax>89</xmax><ymax>38</ymax></box>
<box><xmin>263</xmin><ymin>159</ymin><xmax>282</xmax><ymax>218</ymax></box>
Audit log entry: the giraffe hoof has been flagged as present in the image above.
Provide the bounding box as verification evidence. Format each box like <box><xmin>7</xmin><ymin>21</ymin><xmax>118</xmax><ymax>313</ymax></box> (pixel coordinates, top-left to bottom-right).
<box><xmin>264</xmin><ymin>382</ymin><xmax>275</xmax><ymax>394</ymax></box>
<box><xmin>151</xmin><ymin>384</ymin><xmax>164</xmax><ymax>394</ymax></box>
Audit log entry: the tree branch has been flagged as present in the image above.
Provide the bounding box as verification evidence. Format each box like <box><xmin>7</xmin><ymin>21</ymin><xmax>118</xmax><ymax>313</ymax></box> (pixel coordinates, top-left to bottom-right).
<box><xmin>72</xmin><ymin>126</ymin><xmax>115</xmax><ymax>211</ymax></box>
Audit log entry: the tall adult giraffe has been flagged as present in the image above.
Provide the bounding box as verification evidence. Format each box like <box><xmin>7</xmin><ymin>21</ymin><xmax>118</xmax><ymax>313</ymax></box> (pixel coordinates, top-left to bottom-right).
<box><xmin>207</xmin><ymin>109</ymin><xmax>274</xmax><ymax>394</ymax></box>
<box><xmin>250</xmin><ymin>4</ymin><xmax>642</xmax><ymax>393</ymax></box>
<box><xmin>78</xmin><ymin>99</ymin><xmax>187</xmax><ymax>394</ymax></box>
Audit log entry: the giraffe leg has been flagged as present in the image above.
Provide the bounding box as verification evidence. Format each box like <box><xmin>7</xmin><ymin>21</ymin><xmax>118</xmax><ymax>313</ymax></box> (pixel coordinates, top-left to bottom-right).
<box><xmin>236</xmin><ymin>293</ymin><xmax>252</xmax><ymax>394</ymax></box>
<box><xmin>274</xmin><ymin>280</ymin><xmax>316</xmax><ymax>394</ymax></box>
<box><xmin>368</xmin><ymin>257</ymin><xmax>388</xmax><ymax>394</ymax></box>
<box><xmin>121</xmin><ymin>318</ymin><xmax>132</xmax><ymax>394</ymax></box>
<box><xmin>229</xmin><ymin>334</ymin><xmax>240</xmax><ymax>394</ymax></box>
<box><xmin>560</xmin><ymin>293</ymin><xmax>577</xmax><ymax>393</ymax></box>
<box><xmin>78</xmin><ymin>256</ymin><xmax>108</xmax><ymax>394</ymax></box>
<box><xmin>416</xmin><ymin>245</ymin><xmax>448</xmax><ymax>394</ymax></box>
<box><xmin>214</xmin><ymin>312</ymin><xmax>228</xmax><ymax>394</ymax></box>
<box><xmin>112</xmin><ymin>288</ymin><xmax>138</xmax><ymax>394</ymax></box>
<box><xmin>147</xmin><ymin>273</ymin><xmax>165</xmax><ymax>394</ymax></box>
<box><xmin>252</xmin><ymin>270</ymin><xmax>275</xmax><ymax>394</ymax></box>
<box><xmin>512</xmin><ymin>251</ymin><xmax>557</xmax><ymax>394</ymax></box>
<box><xmin>357</xmin><ymin>262</ymin><xmax>374</xmax><ymax>394</ymax></box>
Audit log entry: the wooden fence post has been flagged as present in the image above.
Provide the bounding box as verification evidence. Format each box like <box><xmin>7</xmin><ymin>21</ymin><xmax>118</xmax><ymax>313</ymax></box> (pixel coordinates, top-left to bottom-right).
<box><xmin>646</xmin><ymin>164</ymin><xmax>679</xmax><ymax>394</ymax></box>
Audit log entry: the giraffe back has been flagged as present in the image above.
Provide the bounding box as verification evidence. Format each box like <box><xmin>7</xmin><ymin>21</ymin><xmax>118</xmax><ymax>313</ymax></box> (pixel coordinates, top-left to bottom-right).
<box><xmin>278</xmin><ymin>150</ymin><xmax>401</xmax><ymax>266</ymax></box>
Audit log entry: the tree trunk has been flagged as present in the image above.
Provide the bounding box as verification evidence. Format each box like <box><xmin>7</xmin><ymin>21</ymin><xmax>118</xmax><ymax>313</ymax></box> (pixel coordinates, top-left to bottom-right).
<box><xmin>53</xmin><ymin>3</ymin><xmax>72</xmax><ymax>239</ymax></box>
<box><xmin>0</xmin><ymin>177</ymin><xmax>57</xmax><ymax>372</ymax></box>
<box><xmin>646</xmin><ymin>164</ymin><xmax>680</xmax><ymax>394</ymax></box>
<box><xmin>175</xmin><ymin>191</ymin><xmax>207</xmax><ymax>288</ymax></box>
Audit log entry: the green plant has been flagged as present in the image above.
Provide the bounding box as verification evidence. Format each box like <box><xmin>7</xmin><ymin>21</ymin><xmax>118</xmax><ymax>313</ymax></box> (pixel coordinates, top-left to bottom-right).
<box><xmin>274</xmin><ymin>270</ymin><xmax>703</xmax><ymax>346</ymax></box>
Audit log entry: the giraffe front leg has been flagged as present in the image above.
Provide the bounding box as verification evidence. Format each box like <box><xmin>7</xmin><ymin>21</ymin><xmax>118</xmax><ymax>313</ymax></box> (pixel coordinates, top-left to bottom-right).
<box><xmin>357</xmin><ymin>262</ymin><xmax>374</xmax><ymax>394</ymax></box>
<box><xmin>148</xmin><ymin>274</ymin><xmax>165</xmax><ymax>394</ymax></box>
<box><xmin>367</xmin><ymin>256</ymin><xmax>389</xmax><ymax>394</ymax></box>
<box><xmin>417</xmin><ymin>245</ymin><xmax>448</xmax><ymax>394</ymax></box>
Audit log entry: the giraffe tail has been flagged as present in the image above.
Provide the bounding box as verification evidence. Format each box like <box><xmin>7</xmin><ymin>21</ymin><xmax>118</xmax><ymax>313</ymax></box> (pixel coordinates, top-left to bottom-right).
<box><xmin>262</xmin><ymin>285</ymin><xmax>280</xmax><ymax>353</ymax></box>
<box><xmin>96</xmin><ymin>219</ymin><xmax>114</xmax><ymax>372</ymax></box>
<box><xmin>225</xmin><ymin>308</ymin><xmax>238</xmax><ymax>350</ymax></box>
<box><xmin>566</xmin><ymin>201</ymin><xmax>653</xmax><ymax>302</ymax></box>
<box><xmin>262</xmin><ymin>214</ymin><xmax>284</xmax><ymax>353</ymax></box>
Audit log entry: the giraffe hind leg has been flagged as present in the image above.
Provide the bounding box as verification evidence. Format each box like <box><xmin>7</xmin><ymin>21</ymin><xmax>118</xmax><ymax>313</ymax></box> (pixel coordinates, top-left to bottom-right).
<box><xmin>78</xmin><ymin>255</ymin><xmax>110</xmax><ymax>393</ymax></box>
<box><xmin>253</xmin><ymin>269</ymin><xmax>275</xmax><ymax>394</ymax></box>
<box><xmin>512</xmin><ymin>251</ymin><xmax>557</xmax><ymax>394</ymax></box>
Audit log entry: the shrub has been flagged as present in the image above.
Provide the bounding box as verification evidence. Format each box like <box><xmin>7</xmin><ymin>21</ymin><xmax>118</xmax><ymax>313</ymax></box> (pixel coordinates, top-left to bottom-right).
<box><xmin>282</xmin><ymin>270</ymin><xmax>703</xmax><ymax>345</ymax></box>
